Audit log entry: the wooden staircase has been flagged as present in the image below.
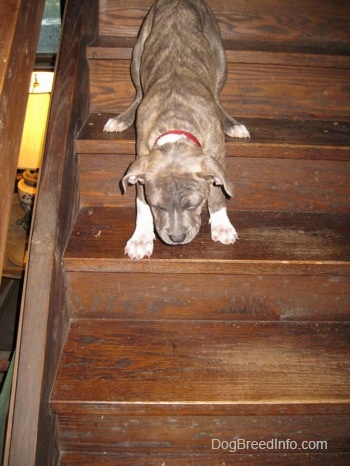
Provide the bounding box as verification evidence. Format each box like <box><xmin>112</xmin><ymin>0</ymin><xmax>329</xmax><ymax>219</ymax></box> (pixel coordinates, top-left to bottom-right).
<box><xmin>7</xmin><ymin>0</ymin><xmax>350</xmax><ymax>465</ymax></box>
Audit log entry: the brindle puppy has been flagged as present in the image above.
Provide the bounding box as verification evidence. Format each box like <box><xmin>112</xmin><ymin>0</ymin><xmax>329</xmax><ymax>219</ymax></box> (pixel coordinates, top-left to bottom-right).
<box><xmin>104</xmin><ymin>0</ymin><xmax>250</xmax><ymax>259</ymax></box>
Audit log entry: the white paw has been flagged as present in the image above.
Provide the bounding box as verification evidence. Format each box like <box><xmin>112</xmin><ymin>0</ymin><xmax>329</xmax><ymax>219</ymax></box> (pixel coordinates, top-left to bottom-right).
<box><xmin>103</xmin><ymin>117</ymin><xmax>128</xmax><ymax>133</ymax></box>
<box><xmin>210</xmin><ymin>208</ymin><xmax>238</xmax><ymax>245</ymax></box>
<box><xmin>125</xmin><ymin>199</ymin><xmax>155</xmax><ymax>259</ymax></box>
<box><xmin>226</xmin><ymin>123</ymin><xmax>250</xmax><ymax>139</ymax></box>
<box><xmin>125</xmin><ymin>233</ymin><xmax>154</xmax><ymax>260</ymax></box>
<box><xmin>211</xmin><ymin>223</ymin><xmax>238</xmax><ymax>244</ymax></box>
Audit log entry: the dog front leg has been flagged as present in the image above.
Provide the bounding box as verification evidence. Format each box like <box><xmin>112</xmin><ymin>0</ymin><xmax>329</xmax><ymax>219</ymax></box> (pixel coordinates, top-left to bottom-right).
<box><xmin>208</xmin><ymin>188</ymin><xmax>238</xmax><ymax>245</ymax></box>
<box><xmin>125</xmin><ymin>194</ymin><xmax>155</xmax><ymax>260</ymax></box>
<box><xmin>209</xmin><ymin>207</ymin><xmax>238</xmax><ymax>244</ymax></box>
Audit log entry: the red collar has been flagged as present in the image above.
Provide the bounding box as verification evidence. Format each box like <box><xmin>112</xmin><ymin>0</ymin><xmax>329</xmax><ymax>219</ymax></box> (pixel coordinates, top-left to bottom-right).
<box><xmin>155</xmin><ymin>130</ymin><xmax>202</xmax><ymax>148</ymax></box>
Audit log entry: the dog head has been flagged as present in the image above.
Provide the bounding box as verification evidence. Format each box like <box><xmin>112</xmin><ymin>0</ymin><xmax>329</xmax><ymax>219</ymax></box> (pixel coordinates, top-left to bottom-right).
<box><xmin>122</xmin><ymin>144</ymin><xmax>233</xmax><ymax>245</ymax></box>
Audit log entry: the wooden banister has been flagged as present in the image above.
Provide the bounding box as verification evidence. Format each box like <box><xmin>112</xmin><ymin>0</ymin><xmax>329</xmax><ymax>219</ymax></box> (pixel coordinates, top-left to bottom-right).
<box><xmin>0</xmin><ymin>0</ymin><xmax>46</xmax><ymax>279</ymax></box>
<box><xmin>5</xmin><ymin>1</ymin><xmax>98</xmax><ymax>464</ymax></box>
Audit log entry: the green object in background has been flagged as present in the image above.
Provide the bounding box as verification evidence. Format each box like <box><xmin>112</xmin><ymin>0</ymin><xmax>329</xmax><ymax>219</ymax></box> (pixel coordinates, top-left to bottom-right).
<box><xmin>0</xmin><ymin>353</ymin><xmax>15</xmax><ymax>465</ymax></box>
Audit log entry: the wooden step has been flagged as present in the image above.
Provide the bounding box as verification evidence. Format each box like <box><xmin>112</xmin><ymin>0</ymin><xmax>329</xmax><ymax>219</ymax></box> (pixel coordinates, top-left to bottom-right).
<box><xmin>76</xmin><ymin>113</ymin><xmax>350</xmax><ymax>160</ymax></box>
<box><xmin>76</xmin><ymin>114</ymin><xmax>350</xmax><ymax>212</ymax></box>
<box><xmin>52</xmin><ymin>319</ymin><xmax>350</xmax><ymax>413</ymax></box>
<box><xmin>87</xmin><ymin>36</ymin><xmax>350</xmax><ymax>68</ymax></box>
<box><xmin>52</xmin><ymin>319</ymin><xmax>350</xmax><ymax>411</ymax></box>
<box><xmin>63</xmin><ymin>207</ymin><xmax>350</xmax><ymax>275</ymax></box>
<box><xmin>88</xmin><ymin>57</ymin><xmax>350</xmax><ymax>118</ymax></box>
<box><xmin>67</xmin><ymin>268</ymin><xmax>350</xmax><ymax>322</ymax></box>
<box><xmin>98</xmin><ymin>0</ymin><xmax>350</xmax><ymax>49</ymax></box>
<box><xmin>64</xmin><ymin>206</ymin><xmax>350</xmax><ymax>322</ymax></box>
<box><xmin>92</xmin><ymin>2</ymin><xmax>350</xmax><ymax>118</ymax></box>
<box><xmin>59</xmin><ymin>451</ymin><xmax>350</xmax><ymax>466</ymax></box>
<box><xmin>58</xmin><ymin>3</ymin><xmax>350</xmax><ymax>462</ymax></box>
<box><xmin>77</xmin><ymin>152</ymin><xmax>350</xmax><ymax>213</ymax></box>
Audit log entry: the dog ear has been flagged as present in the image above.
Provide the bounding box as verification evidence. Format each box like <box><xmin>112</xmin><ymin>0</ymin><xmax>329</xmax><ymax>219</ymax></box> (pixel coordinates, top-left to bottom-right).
<box><xmin>202</xmin><ymin>157</ymin><xmax>234</xmax><ymax>197</ymax></box>
<box><xmin>204</xmin><ymin>157</ymin><xmax>234</xmax><ymax>197</ymax></box>
<box><xmin>122</xmin><ymin>156</ymin><xmax>149</xmax><ymax>192</ymax></box>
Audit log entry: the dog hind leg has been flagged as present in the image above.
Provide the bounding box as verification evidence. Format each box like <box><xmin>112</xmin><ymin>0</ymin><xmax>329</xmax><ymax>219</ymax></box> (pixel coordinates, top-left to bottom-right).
<box><xmin>202</xmin><ymin>4</ymin><xmax>250</xmax><ymax>139</ymax></box>
<box><xmin>104</xmin><ymin>7</ymin><xmax>156</xmax><ymax>133</ymax></box>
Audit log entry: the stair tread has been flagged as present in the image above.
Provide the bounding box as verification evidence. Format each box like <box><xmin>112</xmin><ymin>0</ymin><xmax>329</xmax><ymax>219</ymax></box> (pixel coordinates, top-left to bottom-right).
<box><xmin>87</xmin><ymin>36</ymin><xmax>350</xmax><ymax>68</ymax></box>
<box><xmin>59</xmin><ymin>452</ymin><xmax>350</xmax><ymax>466</ymax></box>
<box><xmin>51</xmin><ymin>319</ymin><xmax>350</xmax><ymax>414</ymax></box>
<box><xmin>98</xmin><ymin>0</ymin><xmax>350</xmax><ymax>51</ymax></box>
<box><xmin>76</xmin><ymin>114</ymin><xmax>350</xmax><ymax>159</ymax></box>
<box><xmin>63</xmin><ymin>208</ymin><xmax>350</xmax><ymax>274</ymax></box>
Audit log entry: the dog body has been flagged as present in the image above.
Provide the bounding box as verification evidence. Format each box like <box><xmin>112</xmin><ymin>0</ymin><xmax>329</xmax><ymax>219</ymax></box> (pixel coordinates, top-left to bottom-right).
<box><xmin>104</xmin><ymin>0</ymin><xmax>249</xmax><ymax>259</ymax></box>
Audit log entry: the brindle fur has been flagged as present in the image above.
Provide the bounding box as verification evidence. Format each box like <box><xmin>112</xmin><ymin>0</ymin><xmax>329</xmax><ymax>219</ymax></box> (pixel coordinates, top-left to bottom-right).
<box><xmin>104</xmin><ymin>0</ymin><xmax>249</xmax><ymax>258</ymax></box>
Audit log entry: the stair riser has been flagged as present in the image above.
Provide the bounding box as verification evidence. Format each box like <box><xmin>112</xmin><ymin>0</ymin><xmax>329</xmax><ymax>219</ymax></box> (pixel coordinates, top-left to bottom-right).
<box><xmin>87</xmin><ymin>40</ymin><xmax>350</xmax><ymax>69</ymax></box>
<box><xmin>57</xmin><ymin>413</ymin><xmax>349</xmax><ymax>455</ymax></box>
<box><xmin>79</xmin><ymin>153</ymin><xmax>350</xmax><ymax>212</ymax></box>
<box><xmin>99</xmin><ymin>0</ymin><xmax>350</xmax><ymax>47</ymax></box>
<box><xmin>89</xmin><ymin>60</ymin><xmax>350</xmax><ymax>119</ymax></box>
<box><xmin>67</xmin><ymin>272</ymin><xmax>350</xmax><ymax>322</ymax></box>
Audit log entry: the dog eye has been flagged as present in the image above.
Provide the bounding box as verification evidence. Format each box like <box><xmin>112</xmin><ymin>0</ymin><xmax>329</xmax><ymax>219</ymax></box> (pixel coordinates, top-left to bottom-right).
<box><xmin>185</xmin><ymin>203</ymin><xmax>201</xmax><ymax>211</ymax></box>
<box><xmin>153</xmin><ymin>205</ymin><xmax>167</xmax><ymax>212</ymax></box>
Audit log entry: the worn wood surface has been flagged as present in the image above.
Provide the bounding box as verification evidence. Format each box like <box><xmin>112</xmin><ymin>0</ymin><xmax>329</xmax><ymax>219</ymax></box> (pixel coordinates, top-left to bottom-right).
<box><xmin>65</xmin><ymin>207</ymin><xmax>350</xmax><ymax>262</ymax></box>
<box><xmin>89</xmin><ymin>59</ymin><xmax>350</xmax><ymax>119</ymax></box>
<box><xmin>0</xmin><ymin>0</ymin><xmax>46</xmax><ymax>276</ymax></box>
<box><xmin>10</xmin><ymin>0</ymin><xmax>347</xmax><ymax>463</ymax></box>
<box><xmin>63</xmin><ymin>207</ymin><xmax>350</xmax><ymax>275</ymax></box>
<box><xmin>52</xmin><ymin>320</ymin><xmax>350</xmax><ymax>411</ymax></box>
<box><xmin>87</xmin><ymin>36</ymin><xmax>350</xmax><ymax>68</ymax></box>
<box><xmin>77</xmin><ymin>152</ymin><xmax>350</xmax><ymax>212</ymax></box>
<box><xmin>99</xmin><ymin>0</ymin><xmax>350</xmax><ymax>46</ymax></box>
<box><xmin>7</xmin><ymin>1</ymin><xmax>99</xmax><ymax>465</ymax></box>
<box><xmin>57</xmin><ymin>414</ymin><xmax>350</xmax><ymax>455</ymax></box>
<box><xmin>76</xmin><ymin>113</ymin><xmax>350</xmax><ymax>160</ymax></box>
<box><xmin>67</xmin><ymin>272</ymin><xmax>350</xmax><ymax>322</ymax></box>
<box><xmin>60</xmin><ymin>452</ymin><xmax>350</xmax><ymax>465</ymax></box>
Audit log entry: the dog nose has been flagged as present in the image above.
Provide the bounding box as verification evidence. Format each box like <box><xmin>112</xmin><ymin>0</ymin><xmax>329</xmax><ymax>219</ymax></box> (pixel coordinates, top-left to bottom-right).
<box><xmin>169</xmin><ymin>233</ymin><xmax>186</xmax><ymax>243</ymax></box>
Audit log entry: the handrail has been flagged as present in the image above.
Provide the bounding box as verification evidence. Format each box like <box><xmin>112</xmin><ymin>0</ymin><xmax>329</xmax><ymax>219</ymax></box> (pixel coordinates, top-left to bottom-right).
<box><xmin>0</xmin><ymin>0</ymin><xmax>46</xmax><ymax>278</ymax></box>
<box><xmin>5</xmin><ymin>1</ymin><xmax>98</xmax><ymax>464</ymax></box>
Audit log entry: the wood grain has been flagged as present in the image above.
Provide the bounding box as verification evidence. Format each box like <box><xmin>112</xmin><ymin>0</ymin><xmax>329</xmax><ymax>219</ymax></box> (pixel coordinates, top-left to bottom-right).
<box><xmin>77</xmin><ymin>153</ymin><xmax>350</xmax><ymax>212</ymax></box>
<box><xmin>0</xmin><ymin>0</ymin><xmax>45</xmax><ymax>277</ymax></box>
<box><xmin>57</xmin><ymin>414</ymin><xmax>350</xmax><ymax>455</ymax></box>
<box><xmin>89</xmin><ymin>60</ymin><xmax>350</xmax><ymax>119</ymax></box>
<box><xmin>76</xmin><ymin>113</ymin><xmax>350</xmax><ymax>161</ymax></box>
<box><xmin>87</xmin><ymin>36</ymin><xmax>350</xmax><ymax>68</ymax></box>
<box><xmin>60</xmin><ymin>451</ymin><xmax>350</xmax><ymax>465</ymax></box>
<box><xmin>64</xmin><ymin>208</ymin><xmax>350</xmax><ymax>266</ymax></box>
<box><xmin>12</xmin><ymin>1</ymin><xmax>349</xmax><ymax>463</ymax></box>
<box><xmin>99</xmin><ymin>0</ymin><xmax>350</xmax><ymax>46</ymax></box>
<box><xmin>7</xmin><ymin>1</ymin><xmax>99</xmax><ymax>465</ymax></box>
<box><xmin>63</xmin><ymin>207</ymin><xmax>350</xmax><ymax>275</ymax></box>
<box><xmin>67</xmin><ymin>272</ymin><xmax>350</xmax><ymax>322</ymax></box>
<box><xmin>51</xmin><ymin>320</ymin><xmax>350</xmax><ymax>410</ymax></box>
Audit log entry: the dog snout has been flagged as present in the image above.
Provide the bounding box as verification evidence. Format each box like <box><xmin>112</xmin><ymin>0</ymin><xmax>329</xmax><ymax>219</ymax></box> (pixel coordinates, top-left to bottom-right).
<box><xmin>168</xmin><ymin>232</ymin><xmax>187</xmax><ymax>243</ymax></box>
